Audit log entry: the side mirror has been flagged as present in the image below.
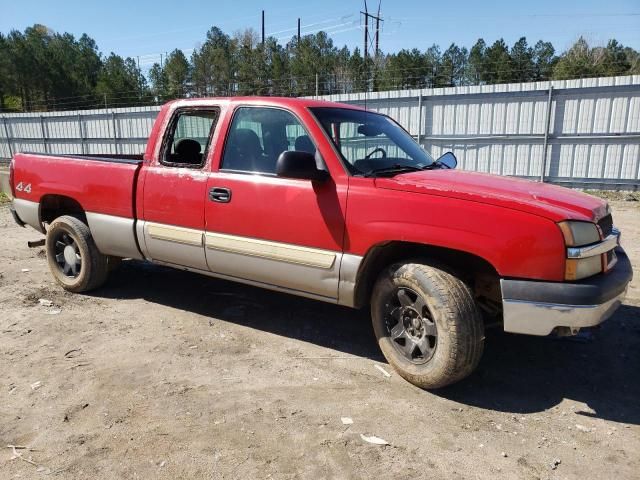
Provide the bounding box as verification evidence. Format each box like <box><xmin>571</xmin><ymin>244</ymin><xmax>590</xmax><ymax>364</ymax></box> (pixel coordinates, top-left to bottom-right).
<box><xmin>437</xmin><ymin>151</ymin><xmax>457</xmax><ymax>169</ymax></box>
<box><xmin>276</xmin><ymin>151</ymin><xmax>329</xmax><ymax>182</ymax></box>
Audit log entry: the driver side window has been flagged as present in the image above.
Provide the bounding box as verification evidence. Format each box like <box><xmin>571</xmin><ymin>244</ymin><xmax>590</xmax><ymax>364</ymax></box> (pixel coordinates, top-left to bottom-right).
<box><xmin>221</xmin><ymin>107</ymin><xmax>317</xmax><ymax>174</ymax></box>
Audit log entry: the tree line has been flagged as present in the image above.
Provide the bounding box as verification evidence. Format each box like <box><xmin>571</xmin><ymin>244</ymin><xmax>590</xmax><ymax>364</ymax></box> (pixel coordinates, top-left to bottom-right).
<box><xmin>1</xmin><ymin>23</ymin><xmax>639</xmax><ymax>112</ymax></box>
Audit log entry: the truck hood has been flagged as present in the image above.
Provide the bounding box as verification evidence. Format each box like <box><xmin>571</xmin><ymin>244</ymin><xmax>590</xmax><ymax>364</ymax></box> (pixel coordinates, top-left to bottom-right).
<box><xmin>375</xmin><ymin>170</ymin><xmax>608</xmax><ymax>222</ymax></box>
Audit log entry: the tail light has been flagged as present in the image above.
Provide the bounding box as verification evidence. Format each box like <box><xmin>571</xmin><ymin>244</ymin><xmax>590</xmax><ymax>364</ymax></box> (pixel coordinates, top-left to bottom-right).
<box><xmin>9</xmin><ymin>158</ymin><xmax>15</xmax><ymax>197</ymax></box>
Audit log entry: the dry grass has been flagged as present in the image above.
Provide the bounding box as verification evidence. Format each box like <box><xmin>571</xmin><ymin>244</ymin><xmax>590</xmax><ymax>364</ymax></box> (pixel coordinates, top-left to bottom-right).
<box><xmin>584</xmin><ymin>189</ymin><xmax>640</xmax><ymax>202</ymax></box>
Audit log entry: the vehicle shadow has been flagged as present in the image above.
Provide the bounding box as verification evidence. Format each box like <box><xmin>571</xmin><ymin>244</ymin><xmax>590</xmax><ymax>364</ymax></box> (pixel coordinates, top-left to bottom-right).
<box><xmin>438</xmin><ymin>303</ymin><xmax>640</xmax><ymax>426</ymax></box>
<box><xmin>98</xmin><ymin>260</ymin><xmax>639</xmax><ymax>426</ymax></box>
<box><xmin>100</xmin><ymin>260</ymin><xmax>383</xmax><ymax>361</ymax></box>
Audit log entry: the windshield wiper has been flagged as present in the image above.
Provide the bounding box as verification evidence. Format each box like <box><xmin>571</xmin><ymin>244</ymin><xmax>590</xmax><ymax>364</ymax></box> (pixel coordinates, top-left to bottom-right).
<box><xmin>362</xmin><ymin>164</ymin><xmax>424</xmax><ymax>178</ymax></box>
<box><xmin>421</xmin><ymin>162</ymin><xmax>443</xmax><ymax>170</ymax></box>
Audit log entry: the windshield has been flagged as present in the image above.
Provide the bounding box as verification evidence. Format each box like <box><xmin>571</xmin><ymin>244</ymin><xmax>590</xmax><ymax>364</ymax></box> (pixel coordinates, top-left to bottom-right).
<box><xmin>310</xmin><ymin>107</ymin><xmax>435</xmax><ymax>175</ymax></box>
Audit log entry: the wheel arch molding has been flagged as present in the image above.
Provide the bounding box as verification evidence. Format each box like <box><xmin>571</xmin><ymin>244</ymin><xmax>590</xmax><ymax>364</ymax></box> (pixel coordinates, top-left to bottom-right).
<box><xmin>351</xmin><ymin>241</ymin><xmax>501</xmax><ymax>309</ymax></box>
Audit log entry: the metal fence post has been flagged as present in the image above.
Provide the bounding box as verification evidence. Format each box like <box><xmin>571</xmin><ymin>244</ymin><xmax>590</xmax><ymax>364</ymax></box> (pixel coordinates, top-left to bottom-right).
<box><xmin>2</xmin><ymin>116</ymin><xmax>13</xmax><ymax>158</ymax></box>
<box><xmin>40</xmin><ymin>115</ymin><xmax>49</xmax><ymax>154</ymax></box>
<box><xmin>417</xmin><ymin>92</ymin><xmax>423</xmax><ymax>145</ymax></box>
<box><xmin>78</xmin><ymin>113</ymin><xmax>86</xmax><ymax>155</ymax></box>
<box><xmin>540</xmin><ymin>85</ymin><xmax>554</xmax><ymax>182</ymax></box>
<box><xmin>111</xmin><ymin>111</ymin><xmax>118</xmax><ymax>155</ymax></box>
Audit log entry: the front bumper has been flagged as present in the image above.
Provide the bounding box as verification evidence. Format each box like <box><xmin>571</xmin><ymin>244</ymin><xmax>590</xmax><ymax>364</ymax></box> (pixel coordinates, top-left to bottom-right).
<box><xmin>501</xmin><ymin>248</ymin><xmax>633</xmax><ymax>336</ymax></box>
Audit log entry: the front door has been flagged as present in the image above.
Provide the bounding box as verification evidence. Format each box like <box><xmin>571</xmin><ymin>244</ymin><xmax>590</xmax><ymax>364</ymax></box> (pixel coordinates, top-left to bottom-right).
<box><xmin>204</xmin><ymin>106</ymin><xmax>347</xmax><ymax>300</ymax></box>
<box><xmin>141</xmin><ymin>107</ymin><xmax>219</xmax><ymax>270</ymax></box>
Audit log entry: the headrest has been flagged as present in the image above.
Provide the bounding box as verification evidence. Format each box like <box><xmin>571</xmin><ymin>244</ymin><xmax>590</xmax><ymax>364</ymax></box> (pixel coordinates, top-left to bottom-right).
<box><xmin>295</xmin><ymin>135</ymin><xmax>315</xmax><ymax>154</ymax></box>
<box><xmin>175</xmin><ymin>138</ymin><xmax>201</xmax><ymax>157</ymax></box>
<box><xmin>229</xmin><ymin>128</ymin><xmax>262</xmax><ymax>156</ymax></box>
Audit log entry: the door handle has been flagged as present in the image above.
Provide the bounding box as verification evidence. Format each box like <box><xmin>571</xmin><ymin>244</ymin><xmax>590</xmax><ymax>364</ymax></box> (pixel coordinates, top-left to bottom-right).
<box><xmin>209</xmin><ymin>187</ymin><xmax>232</xmax><ymax>203</ymax></box>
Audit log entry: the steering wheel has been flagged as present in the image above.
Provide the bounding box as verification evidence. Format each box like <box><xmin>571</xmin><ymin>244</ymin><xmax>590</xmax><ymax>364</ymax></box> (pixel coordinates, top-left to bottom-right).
<box><xmin>364</xmin><ymin>147</ymin><xmax>387</xmax><ymax>159</ymax></box>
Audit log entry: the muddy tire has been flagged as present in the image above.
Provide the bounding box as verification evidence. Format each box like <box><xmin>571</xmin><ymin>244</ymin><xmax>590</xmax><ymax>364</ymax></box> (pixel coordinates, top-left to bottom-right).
<box><xmin>371</xmin><ymin>262</ymin><xmax>484</xmax><ymax>389</ymax></box>
<box><xmin>45</xmin><ymin>215</ymin><xmax>109</xmax><ymax>293</ymax></box>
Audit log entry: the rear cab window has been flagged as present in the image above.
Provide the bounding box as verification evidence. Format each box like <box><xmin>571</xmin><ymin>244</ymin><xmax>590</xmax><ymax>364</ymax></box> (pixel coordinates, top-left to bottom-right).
<box><xmin>162</xmin><ymin>109</ymin><xmax>220</xmax><ymax>168</ymax></box>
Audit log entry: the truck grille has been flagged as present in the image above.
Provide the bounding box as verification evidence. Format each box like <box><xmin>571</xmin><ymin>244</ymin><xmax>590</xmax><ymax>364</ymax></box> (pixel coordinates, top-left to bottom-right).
<box><xmin>598</xmin><ymin>214</ymin><xmax>613</xmax><ymax>238</ymax></box>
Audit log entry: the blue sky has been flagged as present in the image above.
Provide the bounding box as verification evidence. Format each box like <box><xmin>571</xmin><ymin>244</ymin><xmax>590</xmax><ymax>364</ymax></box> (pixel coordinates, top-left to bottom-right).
<box><xmin>3</xmin><ymin>0</ymin><xmax>639</xmax><ymax>70</ymax></box>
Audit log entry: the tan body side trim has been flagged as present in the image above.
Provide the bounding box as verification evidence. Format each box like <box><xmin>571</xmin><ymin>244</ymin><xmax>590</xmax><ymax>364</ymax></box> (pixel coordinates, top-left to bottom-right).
<box><xmin>153</xmin><ymin>260</ymin><xmax>340</xmax><ymax>304</ymax></box>
<box><xmin>147</xmin><ymin>223</ymin><xmax>203</xmax><ymax>247</ymax></box>
<box><xmin>136</xmin><ymin>221</ymin><xmax>359</xmax><ymax>302</ymax></box>
<box><xmin>86</xmin><ymin>212</ymin><xmax>143</xmax><ymax>260</ymax></box>
<box><xmin>205</xmin><ymin>232</ymin><xmax>336</xmax><ymax>269</ymax></box>
<box><xmin>12</xmin><ymin>198</ymin><xmax>43</xmax><ymax>233</ymax></box>
<box><xmin>143</xmin><ymin>221</ymin><xmax>208</xmax><ymax>270</ymax></box>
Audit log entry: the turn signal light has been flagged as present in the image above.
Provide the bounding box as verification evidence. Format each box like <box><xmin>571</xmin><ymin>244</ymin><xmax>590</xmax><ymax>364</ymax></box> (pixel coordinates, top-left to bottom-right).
<box><xmin>565</xmin><ymin>255</ymin><xmax>603</xmax><ymax>281</ymax></box>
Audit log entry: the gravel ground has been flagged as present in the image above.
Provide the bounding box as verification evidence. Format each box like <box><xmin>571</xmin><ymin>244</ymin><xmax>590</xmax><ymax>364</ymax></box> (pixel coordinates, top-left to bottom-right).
<box><xmin>0</xmin><ymin>200</ymin><xmax>638</xmax><ymax>479</ymax></box>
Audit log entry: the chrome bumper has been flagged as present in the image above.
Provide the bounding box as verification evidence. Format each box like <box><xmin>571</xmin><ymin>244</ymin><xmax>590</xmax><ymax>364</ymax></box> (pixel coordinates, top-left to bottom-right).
<box><xmin>502</xmin><ymin>289</ymin><xmax>627</xmax><ymax>336</ymax></box>
<box><xmin>501</xmin><ymin>248</ymin><xmax>633</xmax><ymax>336</ymax></box>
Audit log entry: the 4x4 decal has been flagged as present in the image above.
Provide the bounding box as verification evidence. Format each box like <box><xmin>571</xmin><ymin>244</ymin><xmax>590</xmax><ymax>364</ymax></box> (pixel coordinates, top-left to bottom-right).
<box><xmin>15</xmin><ymin>182</ymin><xmax>32</xmax><ymax>193</ymax></box>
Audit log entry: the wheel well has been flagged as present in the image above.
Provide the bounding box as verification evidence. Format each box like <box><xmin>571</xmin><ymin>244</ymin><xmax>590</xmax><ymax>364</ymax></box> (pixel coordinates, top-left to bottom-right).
<box><xmin>40</xmin><ymin>195</ymin><xmax>87</xmax><ymax>227</ymax></box>
<box><xmin>353</xmin><ymin>241</ymin><xmax>502</xmax><ymax>312</ymax></box>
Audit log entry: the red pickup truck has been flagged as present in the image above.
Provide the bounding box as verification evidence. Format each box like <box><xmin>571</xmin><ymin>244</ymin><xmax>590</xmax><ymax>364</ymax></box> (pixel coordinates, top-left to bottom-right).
<box><xmin>9</xmin><ymin>97</ymin><xmax>633</xmax><ymax>388</ymax></box>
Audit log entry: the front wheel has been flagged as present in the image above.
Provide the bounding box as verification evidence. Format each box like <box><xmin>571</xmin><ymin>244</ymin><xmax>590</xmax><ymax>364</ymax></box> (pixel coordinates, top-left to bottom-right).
<box><xmin>371</xmin><ymin>262</ymin><xmax>484</xmax><ymax>389</ymax></box>
<box><xmin>46</xmin><ymin>215</ymin><xmax>109</xmax><ymax>293</ymax></box>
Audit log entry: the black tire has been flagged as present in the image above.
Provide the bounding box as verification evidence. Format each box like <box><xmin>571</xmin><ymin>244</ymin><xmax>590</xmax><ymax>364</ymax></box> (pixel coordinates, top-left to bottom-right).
<box><xmin>45</xmin><ymin>215</ymin><xmax>109</xmax><ymax>293</ymax></box>
<box><xmin>371</xmin><ymin>262</ymin><xmax>484</xmax><ymax>389</ymax></box>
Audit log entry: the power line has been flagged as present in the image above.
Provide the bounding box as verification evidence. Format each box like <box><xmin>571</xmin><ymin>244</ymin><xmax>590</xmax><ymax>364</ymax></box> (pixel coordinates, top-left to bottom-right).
<box><xmin>267</xmin><ymin>14</ymin><xmax>354</xmax><ymax>36</ymax></box>
<box><xmin>10</xmin><ymin>60</ymin><xmax>635</xmax><ymax>113</ymax></box>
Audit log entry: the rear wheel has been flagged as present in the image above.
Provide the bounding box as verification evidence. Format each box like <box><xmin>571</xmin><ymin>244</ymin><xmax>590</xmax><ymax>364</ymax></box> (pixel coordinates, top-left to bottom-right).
<box><xmin>46</xmin><ymin>215</ymin><xmax>109</xmax><ymax>293</ymax></box>
<box><xmin>371</xmin><ymin>262</ymin><xmax>484</xmax><ymax>389</ymax></box>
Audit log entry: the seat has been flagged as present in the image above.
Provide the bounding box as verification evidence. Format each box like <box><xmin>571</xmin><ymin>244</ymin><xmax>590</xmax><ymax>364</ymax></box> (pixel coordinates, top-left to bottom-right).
<box><xmin>175</xmin><ymin>138</ymin><xmax>202</xmax><ymax>165</ymax></box>
<box><xmin>225</xmin><ymin>128</ymin><xmax>266</xmax><ymax>172</ymax></box>
<box><xmin>262</xmin><ymin>129</ymin><xmax>288</xmax><ymax>172</ymax></box>
<box><xmin>295</xmin><ymin>135</ymin><xmax>316</xmax><ymax>155</ymax></box>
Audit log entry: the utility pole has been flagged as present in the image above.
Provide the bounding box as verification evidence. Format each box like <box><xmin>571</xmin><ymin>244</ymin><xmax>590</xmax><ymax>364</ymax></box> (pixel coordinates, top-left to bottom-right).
<box><xmin>361</xmin><ymin>1</ymin><xmax>383</xmax><ymax>59</ymax></box>
<box><xmin>137</xmin><ymin>56</ymin><xmax>141</xmax><ymax>96</ymax></box>
<box><xmin>297</xmin><ymin>18</ymin><xmax>301</xmax><ymax>44</ymax></box>
<box><xmin>363</xmin><ymin>2</ymin><xmax>368</xmax><ymax>59</ymax></box>
<box><xmin>261</xmin><ymin>10</ymin><xmax>265</xmax><ymax>46</ymax></box>
<box><xmin>375</xmin><ymin>2</ymin><xmax>381</xmax><ymax>57</ymax></box>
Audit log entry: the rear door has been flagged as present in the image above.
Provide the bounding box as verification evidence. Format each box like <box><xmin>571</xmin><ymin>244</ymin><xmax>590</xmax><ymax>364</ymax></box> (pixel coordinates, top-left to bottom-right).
<box><xmin>141</xmin><ymin>107</ymin><xmax>220</xmax><ymax>270</ymax></box>
<box><xmin>203</xmin><ymin>106</ymin><xmax>347</xmax><ymax>300</ymax></box>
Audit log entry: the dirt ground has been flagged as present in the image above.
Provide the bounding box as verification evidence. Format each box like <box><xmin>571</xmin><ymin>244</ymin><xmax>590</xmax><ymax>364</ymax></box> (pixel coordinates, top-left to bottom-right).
<box><xmin>1</xmin><ymin>200</ymin><xmax>639</xmax><ymax>480</ymax></box>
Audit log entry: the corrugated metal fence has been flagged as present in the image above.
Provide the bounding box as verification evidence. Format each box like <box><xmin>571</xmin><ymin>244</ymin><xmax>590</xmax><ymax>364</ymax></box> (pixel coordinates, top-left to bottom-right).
<box><xmin>319</xmin><ymin>75</ymin><xmax>640</xmax><ymax>190</ymax></box>
<box><xmin>0</xmin><ymin>106</ymin><xmax>160</xmax><ymax>159</ymax></box>
<box><xmin>1</xmin><ymin>75</ymin><xmax>639</xmax><ymax>190</ymax></box>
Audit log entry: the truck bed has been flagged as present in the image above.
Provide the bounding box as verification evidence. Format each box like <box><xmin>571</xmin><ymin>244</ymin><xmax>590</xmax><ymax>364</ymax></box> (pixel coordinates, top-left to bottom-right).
<box><xmin>12</xmin><ymin>152</ymin><xmax>143</xmax><ymax>220</ymax></box>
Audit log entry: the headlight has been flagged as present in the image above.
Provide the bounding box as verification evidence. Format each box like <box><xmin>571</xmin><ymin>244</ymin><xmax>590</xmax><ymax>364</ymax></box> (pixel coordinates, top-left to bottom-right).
<box><xmin>558</xmin><ymin>221</ymin><xmax>600</xmax><ymax>247</ymax></box>
<box><xmin>558</xmin><ymin>221</ymin><xmax>604</xmax><ymax>280</ymax></box>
